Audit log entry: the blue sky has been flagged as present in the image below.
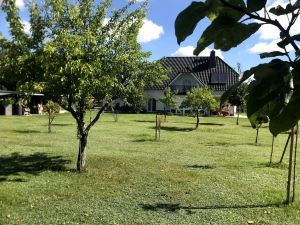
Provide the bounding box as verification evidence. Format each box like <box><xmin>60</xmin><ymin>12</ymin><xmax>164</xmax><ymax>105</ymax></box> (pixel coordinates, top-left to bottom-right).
<box><xmin>0</xmin><ymin>0</ymin><xmax>299</xmax><ymax>72</ymax></box>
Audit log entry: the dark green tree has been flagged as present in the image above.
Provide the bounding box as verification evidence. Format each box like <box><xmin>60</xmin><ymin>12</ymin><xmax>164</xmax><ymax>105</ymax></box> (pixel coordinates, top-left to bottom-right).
<box><xmin>175</xmin><ymin>0</ymin><xmax>300</xmax><ymax>204</ymax></box>
<box><xmin>181</xmin><ymin>86</ymin><xmax>218</xmax><ymax>129</ymax></box>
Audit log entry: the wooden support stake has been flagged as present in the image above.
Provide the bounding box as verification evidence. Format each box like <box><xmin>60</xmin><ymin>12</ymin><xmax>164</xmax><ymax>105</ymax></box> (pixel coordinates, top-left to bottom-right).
<box><xmin>279</xmin><ymin>133</ymin><xmax>291</xmax><ymax>163</ymax></box>
<box><xmin>292</xmin><ymin>123</ymin><xmax>299</xmax><ymax>202</ymax></box>
<box><xmin>255</xmin><ymin>128</ymin><xmax>259</xmax><ymax>144</ymax></box>
<box><xmin>155</xmin><ymin>114</ymin><xmax>158</xmax><ymax>140</ymax></box>
<box><xmin>270</xmin><ymin>136</ymin><xmax>275</xmax><ymax>165</ymax></box>
<box><xmin>286</xmin><ymin>127</ymin><xmax>296</xmax><ymax>204</ymax></box>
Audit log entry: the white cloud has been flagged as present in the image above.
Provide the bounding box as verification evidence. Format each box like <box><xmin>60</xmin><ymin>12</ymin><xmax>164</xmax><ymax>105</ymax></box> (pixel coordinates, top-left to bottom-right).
<box><xmin>22</xmin><ymin>20</ymin><xmax>31</xmax><ymax>34</ymax></box>
<box><xmin>171</xmin><ymin>46</ymin><xmax>195</xmax><ymax>57</ymax></box>
<box><xmin>171</xmin><ymin>46</ymin><xmax>224</xmax><ymax>59</ymax></box>
<box><xmin>16</xmin><ymin>0</ymin><xmax>25</xmax><ymax>9</ymax></box>
<box><xmin>256</xmin><ymin>0</ymin><xmax>300</xmax><ymax>40</ymax></box>
<box><xmin>250</xmin><ymin>0</ymin><xmax>300</xmax><ymax>54</ymax></box>
<box><xmin>138</xmin><ymin>19</ymin><xmax>164</xmax><ymax>43</ymax></box>
<box><xmin>249</xmin><ymin>39</ymin><xmax>294</xmax><ymax>53</ymax></box>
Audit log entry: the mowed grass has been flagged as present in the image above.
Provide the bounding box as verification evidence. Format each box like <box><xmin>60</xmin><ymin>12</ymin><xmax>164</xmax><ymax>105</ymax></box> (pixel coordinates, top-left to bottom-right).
<box><xmin>1</xmin><ymin>113</ymin><xmax>300</xmax><ymax>225</ymax></box>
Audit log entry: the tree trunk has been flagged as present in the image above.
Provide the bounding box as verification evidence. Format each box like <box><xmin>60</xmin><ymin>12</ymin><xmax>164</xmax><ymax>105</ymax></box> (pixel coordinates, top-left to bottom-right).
<box><xmin>114</xmin><ymin>111</ymin><xmax>118</xmax><ymax>122</ymax></box>
<box><xmin>196</xmin><ymin>111</ymin><xmax>199</xmax><ymax>129</ymax></box>
<box><xmin>77</xmin><ymin>132</ymin><xmax>88</xmax><ymax>171</ymax></box>
<box><xmin>164</xmin><ymin>108</ymin><xmax>167</xmax><ymax>122</ymax></box>
<box><xmin>155</xmin><ymin>114</ymin><xmax>158</xmax><ymax>140</ymax></box>
<box><xmin>286</xmin><ymin>126</ymin><xmax>296</xmax><ymax>204</ymax></box>
<box><xmin>89</xmin><ymin>109</ymin><xmax>92</xmax><ymax>123</ymax></box>
<box><xmin>48</xmin><ymin>112</ymin><xmax>51</xmax><ymax>133</ymax></box>
<box><xmin>236</xmin><ymin>106</ymin><xmax>239</xmax><ymax>125</ymax></box>
<box><xmin>255</xmin><ymin>128</ymin><xmax>259</xmax><ymax>144</ymax></box>
<box><xmin>270</xmin><ymin>136</ymin><xmax>275</xmax><ymax>165</ymax></box>
<box><xmin>292</xmin><ymin>124</ymin><xmax>298</xmax><ymax>202</ymax></box>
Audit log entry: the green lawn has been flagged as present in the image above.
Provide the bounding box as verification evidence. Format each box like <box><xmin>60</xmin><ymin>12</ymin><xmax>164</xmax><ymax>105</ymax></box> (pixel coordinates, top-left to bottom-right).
<box><xmin>1</xmin><ymin>113</ymin><xmax>300</xmax><ymax>224</ymax></box>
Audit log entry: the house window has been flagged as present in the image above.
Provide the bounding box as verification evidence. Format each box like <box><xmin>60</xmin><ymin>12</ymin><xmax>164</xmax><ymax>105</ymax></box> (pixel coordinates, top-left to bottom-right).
<box><xmin>147</xmin><ymin>98</ymin><xmax>156</xmax><ymax>112</ymax></box>
<box><xmin>183</xmin><ymin>79</ymin><xmax>192</xmax><ymax>87</ymax></box>
<box><xmin>210</xmin><ymin>73</ymin><xmax>228</xmax><ymax>84</ymax></box>
<box><xmin>183</xmin><ymin>79</ymin><xmax>192</xmax><ymax>92</ymax></box>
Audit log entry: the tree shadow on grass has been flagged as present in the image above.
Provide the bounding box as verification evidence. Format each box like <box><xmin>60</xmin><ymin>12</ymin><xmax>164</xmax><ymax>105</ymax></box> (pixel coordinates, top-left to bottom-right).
<box><xmin>133</xmin><ymin>120</ymin><xmax>155</xmax><ymax>123</ymax></box>
<box><xmin>132</xmin><ymin>139</ymin><xmax>157</xmax><ymax>143</ymax></box>
<box><xmin>199</xmin><ymin>123</ymin><xmax>224</xmax><ymax>126</ymax></box>
<box><xmin>150</xmin><ymin>126</ymin><xmax>195</xmax><ymax>132</ymax></box>
<box><xmin>52</xmin><ymin>123</ymin><xmax>73</xmax><ymax>126</ymax></box>
<box><xmin>186</xmin><ymin>164</ymin><xmax>215</xmax><ymax>169</ymax></box>
<box><xmin>0</xmin><ymin>152</ymin><xmax>71</xmax><ymax>182</ymax></box>
<box><xmin>140</xmin><ymin>202</ymin><xmax>280</xmax><ymax>213</ymax></box>
<box><xmin>13</xmin><ymin>130</ymin><xmax>41</xmax><ymax>134</ymax></box>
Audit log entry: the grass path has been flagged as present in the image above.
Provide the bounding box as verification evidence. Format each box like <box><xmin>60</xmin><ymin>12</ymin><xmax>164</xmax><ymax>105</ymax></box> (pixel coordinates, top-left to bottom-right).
<box><xmin>0</xmin><ymin>113</ymin><xmax>300</xmax><ymax>224</ymax></box>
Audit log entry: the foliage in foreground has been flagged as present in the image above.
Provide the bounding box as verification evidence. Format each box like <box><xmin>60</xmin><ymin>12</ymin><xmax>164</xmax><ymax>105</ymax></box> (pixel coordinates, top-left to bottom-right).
<box><xmin>175</xmin><ymin>0</ymin><xmax>300</xmax><ymax>204</ymax></box>
<box><xmin>175</xmin><ymin>0</ymin><xmax>300</xmax><ymax>136</ymax></box>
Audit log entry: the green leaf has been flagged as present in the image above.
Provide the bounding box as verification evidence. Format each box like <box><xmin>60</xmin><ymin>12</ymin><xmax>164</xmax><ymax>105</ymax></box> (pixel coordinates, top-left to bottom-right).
<box><xmin>245</xmin><ymin>60</ymin><xmax>293</xmax><ymax>136</ymax></box>
<box><xmin>247</xmin><ymin>0</ymin><xmax>267</xmax><ymax>12</ymax></box>
<box><xmin>269</xmin><ymin>3</ymin><xmax>298</xmax><ymax>16</ymax></box>
<box><xmin>225</xmin><ymin>60</ymin><xmax>290</xmax><ymax>132</ymax></box>
<box><xmin>277</xmin><ymin>33</ymin><xmax>300</xmax><ymax>48</ymax></box>
<box><xmin>269</xmin><ymin>91</ymin><xmax>300</xmax><ymax>136</ymax></box>
<box><xmin>220</xmin><ymin>66</ymin><xmax>255</xmax><ymax>106</ymax></box>
<box><xmin>194</xmin><ymin>16</ymin><xmax>260</xmax><ymax>54</ymax></box>
<box><xmin>175</xmin><ymin>2</ymin><xmax>209</xmax><ymax>44</ymax></box>
<box><xmin>175</xmin><ymin>0</ymin><xmax>245</xmax><ymax>44</ymax></box>
<box><xmin>206</xmin><ymin>0</ymin><xmax>245</xmax><ymax>21</ymax></box>
<box><xmin>269</xmin><ymin>5</ymin><xmax>286</xmax><ymax>15</ymax></box>
<box><xmin>260</xmin><ymin>51</ymin><xmax>286</xmax><ymax>59</ymax></box>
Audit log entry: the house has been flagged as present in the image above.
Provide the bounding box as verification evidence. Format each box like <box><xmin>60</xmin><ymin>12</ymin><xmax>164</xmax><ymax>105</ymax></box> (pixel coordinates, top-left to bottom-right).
<box><xmin>0</xmin><ymin>89</ymin><xmax>44</xmax><ymax>116</ymax></box>
<box><xmin>144</xmin><ymin>51</ymin><xmax>239</xmax><ymax>115</ymax></box>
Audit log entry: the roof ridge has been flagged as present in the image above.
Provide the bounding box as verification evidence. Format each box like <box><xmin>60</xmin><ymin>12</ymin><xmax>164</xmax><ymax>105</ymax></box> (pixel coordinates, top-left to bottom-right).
<box><xmin>165</xmin><ymin>56</ymin><xmax>208</xmax><ymax>58</ymax></box>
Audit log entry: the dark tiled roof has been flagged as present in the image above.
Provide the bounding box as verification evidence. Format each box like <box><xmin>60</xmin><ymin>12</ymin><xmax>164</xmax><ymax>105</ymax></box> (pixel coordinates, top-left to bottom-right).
<box><xmin>146</xmin><ymin>56</ymin><xmax>239</xmax><ymax>91</ymax></box>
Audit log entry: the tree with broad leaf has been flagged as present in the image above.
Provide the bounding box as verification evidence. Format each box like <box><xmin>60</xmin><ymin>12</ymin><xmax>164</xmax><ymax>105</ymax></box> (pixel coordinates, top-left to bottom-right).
<box><xmin>160</xmin><ymin>86</ymin><xmax>179</xmax><ymax>121</ymax></box>
<box><xmin>175</xmin><ymin>0</ymin><xmax>300</xmax><ymax>204</ymax></box>
<box><xmin>181</xmin><ymin>86</ymin><xmax>218</xmax><ymax>129</ymax></box>
<box><xmin>1</xmin><ymin>0</ymin><xmax>166</xmax><ymax>171</ymax></box>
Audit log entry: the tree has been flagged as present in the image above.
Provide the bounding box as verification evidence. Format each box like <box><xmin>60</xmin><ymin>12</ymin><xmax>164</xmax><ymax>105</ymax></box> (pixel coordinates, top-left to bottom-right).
<box><xmin>122</xmin><ymin>87</ymin><xmax>146</xmax><ymax>113</ymax></box>
<box><xmin>181</xmin><ymin>87</ymin><xmax>218</xmax><ymax>129</ymax></box>
<box><xmin>160</xmin><ymin>86</ymin><xmax>179</xmax><ymax>121</ymax></box>
<box><xmin>226</xmin><ymin>83</ymin><xmax>248</xmax><ymax>125</ymax></box>
<box><xmin>1</xmin><ymin>0</ymin><xmax>166</xmax><ymax>171</ymax></box>
<box><xmin>175</xmin><ymin>0</ymin><xmax>300</xmax><ymax>204</ymax></box>
<box><xmin>43</xmin><ymin>100</ymin><xmax>60</xmax><ymax>133</ymax></box>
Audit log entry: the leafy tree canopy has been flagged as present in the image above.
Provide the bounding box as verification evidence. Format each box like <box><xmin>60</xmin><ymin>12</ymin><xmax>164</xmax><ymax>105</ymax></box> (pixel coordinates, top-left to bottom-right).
<box><xmin>181</xmin><ymin>86</ymin><xmax>218</xmax><ymax>128</ymax></box>
<box><xmin>160</xmin><ymin>86</ymin><xmax>179</xmax><ymax>110</ymax></box>
<box><xmin>175</xmin><ymin>0</ymin><xmax>300</xmax><ymax>136</ymax></box>
<box><xmin>1</xmin><ymin>0</ymin><xmax>167</xmax><ymax>171</ymax></box>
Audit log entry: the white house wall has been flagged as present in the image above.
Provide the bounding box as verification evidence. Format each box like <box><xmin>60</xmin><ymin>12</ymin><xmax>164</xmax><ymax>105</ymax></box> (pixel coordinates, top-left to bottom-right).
<box><xmin>144</xmin><ymin>88</ymin><xmax>237</xmax><ymax>115</ymax></box>
<box><xmin>144</xmin><ymin>90</ymin><xmax>165</xmax><ymax>111</ymax></box>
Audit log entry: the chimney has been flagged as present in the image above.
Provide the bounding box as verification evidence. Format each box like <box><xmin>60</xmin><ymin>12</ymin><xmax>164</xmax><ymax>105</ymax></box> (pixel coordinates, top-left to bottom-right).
<box><xmin>208</xmin><ymin>50</ymin><xmax>216</xmax><ymax>69</ymax></box>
